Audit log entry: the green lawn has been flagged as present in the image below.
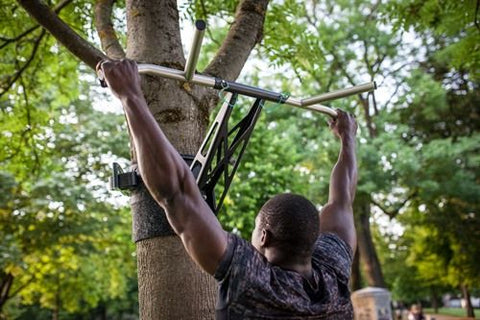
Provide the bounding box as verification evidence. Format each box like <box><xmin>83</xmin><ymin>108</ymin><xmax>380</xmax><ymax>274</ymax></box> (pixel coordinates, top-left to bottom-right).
<box><xmin>424</xmin><ymin>307</ymin><xmax>480</xmax><ymax>319</ymax></box>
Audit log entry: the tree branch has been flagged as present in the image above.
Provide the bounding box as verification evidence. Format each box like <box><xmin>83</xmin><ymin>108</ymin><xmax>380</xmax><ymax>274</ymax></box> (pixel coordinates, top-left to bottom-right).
<box><xmin>0</xmin><ymin>29</ymin><xmax>46</xmax><ymax>99</ymax></box>
<box><xmin>1</xmin><ymin>0</ymin><xmax>73</xmax><ymax>51</ymax></box>
<box><xmin>17</xmin><ymin>0</ymin><xmax>107</xmax><ymax>70</ymax></box>
<box><xmin>383</xmin><ymin>79</ymin><xmax>405</xmax><ymax>110</ymax></box>
<box><xmin>7</xmin><ymin>276</ymin><xmax>35</xmax><ymax>301</ymax></box>
<box><xmin>371</xmin><ymin>192</ymin><xmax>417</xmax><ymax>219</ymax></box>
<box><xmin>204</xmin><ymin>0</ymin><xmax>270</xmax><ymax>81</ymax></box>
<box><xmin>475</xmin><ymin>0</ymin><xmax>480</xmax><ymax>32</ymax></box>
<box><xmin>0</xmin><ymin>273</ymin><xmax>14</xmax><ymax>307</ymax></box>
<box><xmin>1</xmin><ymin>0</ymin><xmax>71</xmax><ymax>50</ymax></box>
<box><xmin>94</xmin><ymin>0</ymin><xmax>125</xmax><ymax>59</ymax></box>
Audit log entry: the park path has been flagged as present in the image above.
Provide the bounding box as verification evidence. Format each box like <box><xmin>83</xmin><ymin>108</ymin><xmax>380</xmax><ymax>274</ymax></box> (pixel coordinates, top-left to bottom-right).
<box><xmin>426</xmin><ymin>314</ymin><xmax>476</xmax><ymax>320</ymax></box>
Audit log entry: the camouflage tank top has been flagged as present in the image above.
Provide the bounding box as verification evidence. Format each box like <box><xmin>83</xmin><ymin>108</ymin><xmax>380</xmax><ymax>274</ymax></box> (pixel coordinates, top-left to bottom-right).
<box><xmin>214</xmin><ymin>233</ymin><xmax>354</xmax><ymax>319</ymax></box>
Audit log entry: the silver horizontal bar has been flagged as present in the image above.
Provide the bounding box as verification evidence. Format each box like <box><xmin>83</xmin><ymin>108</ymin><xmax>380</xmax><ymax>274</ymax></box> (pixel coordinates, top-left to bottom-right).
<box><xmin>134</xmin><ymin>63</ymin><xmax>375</xmax><ymax>118</ymax></box>
<box><xmin>302</xmin><ymin>82</ymin><xmax>376</xmax><ymax>106</ymax></box>
<box><xmin>137</xmin><ymin>64</ymin><xmax>216</xmax><ymax>86</ymax></box>
<box><xmin>300</xmin><ymin>105</ymin><xmax>338</xmax><ymax>117</ymax></box>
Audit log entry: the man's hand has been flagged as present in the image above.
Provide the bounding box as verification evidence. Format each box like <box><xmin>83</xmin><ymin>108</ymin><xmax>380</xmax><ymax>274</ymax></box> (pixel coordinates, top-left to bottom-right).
<box><xmin>96</xmin><ymin>59</ymin><xmax>143</xmax><ymax>100</ymax></box>
<box><xmin>329</xmin><ymin>109</ymin><xmax>357</xmax><ymax>141</ymax></box>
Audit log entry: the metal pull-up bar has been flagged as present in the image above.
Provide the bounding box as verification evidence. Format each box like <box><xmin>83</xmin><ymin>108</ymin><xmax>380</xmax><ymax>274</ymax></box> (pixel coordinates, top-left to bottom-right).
<box><xmin>99</xmin><ymin>20</ymin><xmax>376</xmax><ymax>118</ymax></box>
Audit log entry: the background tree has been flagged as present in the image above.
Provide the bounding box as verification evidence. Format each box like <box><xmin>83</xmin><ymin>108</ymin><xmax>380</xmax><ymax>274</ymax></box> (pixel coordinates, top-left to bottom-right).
<box><xmin>0</xmin><ymin>72</ymin><xmax>137</xmax><ymax>318</ymax></box>
<box><xmin>384</xmin><ymin>1</ymin><xmax>480</xmax><ymax>316</ymax></box>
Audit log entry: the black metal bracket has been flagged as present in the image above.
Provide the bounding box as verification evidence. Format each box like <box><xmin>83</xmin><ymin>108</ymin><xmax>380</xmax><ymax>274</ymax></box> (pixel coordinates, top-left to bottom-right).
<box><xmin>110</xmin><ymin>93</ymin><xmax>263</xmax><ymax>215</ymax></box>
<box><xmin>110</xmin><ymin>155</ymin><xmax>195</xmax><ymax>191</ymax></box>
<box><xmin>190</xmin><ymin>93</ymin><xmax>263</xmax><ymax>214</ymax></box>
<box><xmin>110</xmin><ymin>163</ymin><xmax>140</xmax><ymax>191</ymax></box>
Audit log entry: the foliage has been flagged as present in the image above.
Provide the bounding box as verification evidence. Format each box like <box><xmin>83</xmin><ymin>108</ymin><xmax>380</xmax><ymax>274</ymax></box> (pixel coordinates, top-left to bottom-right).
<box><xmin>1</xmin><ymin>0</ymin><xmax>480</xmax><ymax>317</ymax></box>
<box><xmin>0</xmin><ymin>1</ymin><xmax>136</xmax><ymax>316</ymax></box>
<box><xmin>386</xmin><ymin>0</ymin><xmax>480</xmax><ymax>80</ymax></box>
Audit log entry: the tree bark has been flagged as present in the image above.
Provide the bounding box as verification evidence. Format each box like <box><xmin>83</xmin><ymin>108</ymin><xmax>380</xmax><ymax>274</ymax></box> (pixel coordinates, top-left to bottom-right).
<box><xmin>124</xmin><ymin>1</ymin><xmax>215</xmax><ymax>317</ymax></box>
<box><xmin>95</xmin><ymin>0</ymin><xmax>126</xmax><ymax>59</ymax></box>
<box><xmin>430</xmin><ymin>286</ymin><xmax>439</xmax><ymax>313</ymax></box>
<box><xmin>461</xmin><ymin>284</ymin><xmax>475</xmax><ymax>318</ymax></box>
<box><xmin>0</xmin><ymin>273</ymin><xmax>14</xmax><ymax>312</ymax></box>
<box><xmin>125</xmin><ymin>0</ymin><xmax>269</xmax><ymax>318</ymax></box>
<box><xmin>356</xmin><ymin>200</ymin><xmax>386</xmax><ymax>288</ymax></box>
<box><xmin>350</xmin><ymin>249</ymin><xmax>362</xmax><ymax>291</ymax></box>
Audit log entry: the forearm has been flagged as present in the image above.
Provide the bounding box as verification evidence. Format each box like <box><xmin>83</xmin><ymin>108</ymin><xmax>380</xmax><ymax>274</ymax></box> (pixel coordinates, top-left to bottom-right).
<box><xmin>328</xmin><ymin>135</ymin><xmax>357</xmax><ymax>206</ymax></box>
<box><xmin>121</xmin><ymin>93</ymin><xmax>191</xmax><ymax>205</ymax></box>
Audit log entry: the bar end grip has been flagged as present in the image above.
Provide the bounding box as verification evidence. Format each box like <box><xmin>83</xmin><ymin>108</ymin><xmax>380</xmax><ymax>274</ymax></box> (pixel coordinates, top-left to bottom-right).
<box><xmin>195</xmin><ymin>20</ymin><xmax>206</xmax><ymax>31</ymax></box>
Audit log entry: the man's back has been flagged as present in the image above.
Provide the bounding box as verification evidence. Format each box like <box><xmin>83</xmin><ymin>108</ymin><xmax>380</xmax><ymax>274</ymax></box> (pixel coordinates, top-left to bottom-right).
<box><xmin>214</xmin><ymin>232</ymin><xmax>353</xmax><ymax>319</ymax></box>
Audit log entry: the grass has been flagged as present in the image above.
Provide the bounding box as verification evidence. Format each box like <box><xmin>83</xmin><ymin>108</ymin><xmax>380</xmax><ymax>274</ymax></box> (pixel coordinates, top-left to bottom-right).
<box><xmin>424</xmin><ymin>307</ymin><xmax>480</xmax><ymax>319</ymax></box>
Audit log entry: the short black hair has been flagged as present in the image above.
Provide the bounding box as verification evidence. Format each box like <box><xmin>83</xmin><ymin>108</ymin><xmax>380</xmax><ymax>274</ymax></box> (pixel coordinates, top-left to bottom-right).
<box><xmin>258</xmin><ymin>193</ymin><xmax>319</xmax><ymax>258</ymax></box>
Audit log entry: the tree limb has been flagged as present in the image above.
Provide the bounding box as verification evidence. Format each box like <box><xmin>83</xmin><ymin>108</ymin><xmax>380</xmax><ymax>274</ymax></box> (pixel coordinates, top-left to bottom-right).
<box><xmin>371</xmin><ymin>191</ymin><xmax>417</xmax><ymax>219</ymax></box>
<box><xmin>17</xmin><ymin>0</ymin><xmax>107</xmax><ymax>70</ymax></box>
<box><xmin>475</xmin><ymin>0</ymin><xmax>480</xmax><ymax>32</ymax></box>
<box><xmin>7</xmin><ymin>276</ymin><xmax>35</xmax><ymax>301</ymax></box>
<box><xmin>0</xmin><ymin>29</ymin><xmax>46</xmax><ymax>99</ymax></box>
<box><xmin>383</xmin><ymin>79</ymin><xmax>405</xmax><ymax>110</ymax></box>
<box><xmin>1</xmin><ymin>0</ymin><xmax>72</xmax><ymax>50</ymax></box>
<box><xmin>0</xmin><ymin>273</ymin><xmax>14</xmax><ymax>307</ymax></box>
<box><xmin>95</xmin><ymin>0</ymin><xmax>125</xmax><ymax>59</ymax></box>
<box><xmin>204</xmin><ymin>0</ymin><xmax>270</xmax><ymax>81</ymax></box>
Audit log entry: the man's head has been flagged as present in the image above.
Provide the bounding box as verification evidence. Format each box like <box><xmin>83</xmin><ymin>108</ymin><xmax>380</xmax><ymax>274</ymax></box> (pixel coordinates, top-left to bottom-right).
<box><xmin>251</xmin><ymin>193</ymin><xmax>319</xmax><ymax>261</ymax></box>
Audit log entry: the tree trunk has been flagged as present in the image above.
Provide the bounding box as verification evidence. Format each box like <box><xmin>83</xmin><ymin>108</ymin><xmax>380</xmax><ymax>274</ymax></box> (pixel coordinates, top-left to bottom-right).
<box><xmin>137</xmin><ymin>237</ymin><xmax>217</xmax><ymax>319</ymax></box>
<box><xmin>126</xmin><ymin>0</ymin><xmax>215</xmax><ymax>318</ymax></box>
<box><xmin>460</xmin><ymin>284</ymin><xmax>475</xmax><ymax>318</ymax></box>
<box><xmin>350</xmin><ymin>248</ymin><xmax>362</xmax><ymax>291</ymax></box>
<box><xmin>430</xmin><ymin>286</ymin><xmax>439</xmax><ymax>313</ymax></box>
<box><xmin>356</xmin><ymin>200</ymin><xmax>386</xmax><ymax>287</ymax></box>
<box><xmin>0</xmin><ymin>273</ymin><xmax>14</xmax><ymax>312</ymax></box>
<box><xmin>125</xmin><ymin>0</ymin><xmax>269</xmax><ymax>318</ymax></box>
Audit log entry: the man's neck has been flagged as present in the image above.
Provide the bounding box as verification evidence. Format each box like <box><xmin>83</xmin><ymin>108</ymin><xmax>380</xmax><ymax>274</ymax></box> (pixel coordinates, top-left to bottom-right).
<box><xmin>264</xmin><ymin>249</ymin><xmax>313</xmax><ymax>279</ymax></box>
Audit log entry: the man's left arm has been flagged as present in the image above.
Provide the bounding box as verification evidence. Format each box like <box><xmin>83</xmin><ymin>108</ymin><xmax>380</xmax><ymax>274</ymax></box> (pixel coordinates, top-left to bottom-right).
<box><xmin>319</xmin><ymin>110</ymin><xmax>358</xmax><ymax>251</ymax></box>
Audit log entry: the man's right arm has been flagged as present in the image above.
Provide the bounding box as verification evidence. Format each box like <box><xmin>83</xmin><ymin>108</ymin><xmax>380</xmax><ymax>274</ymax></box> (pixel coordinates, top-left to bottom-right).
<box><xmin>99</xmin><ymin>59</ymin><xmax>227</xmax><ymax>275</ymax></box>
<box><xmin>319</xmin><ymin>110</ymin><xmax>358</xmax><ymax>251</ymax></box>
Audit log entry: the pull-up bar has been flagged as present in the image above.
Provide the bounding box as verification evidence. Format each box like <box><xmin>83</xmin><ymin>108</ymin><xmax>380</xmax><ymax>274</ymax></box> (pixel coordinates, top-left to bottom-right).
<box><xmin>99</xmin><ymin>20</ymin><xmax>376</xmax><ymax>118</ymax></box>
<box><xmin>106</xmin><ymin>20</ymin><xmax>377</xmax><ymax>216</ymax></box>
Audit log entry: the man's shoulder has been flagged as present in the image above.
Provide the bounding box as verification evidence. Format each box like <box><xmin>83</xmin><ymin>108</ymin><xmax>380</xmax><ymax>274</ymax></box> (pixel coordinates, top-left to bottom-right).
<box><xmin>312</xmin><ymin>233</ymin><xmax>354</xmax><ymax>280</ymax></box>
<box><xmin>214</xmin><ymin>232</ymin><xmax>266</xmax><ymax>281</ymax></box>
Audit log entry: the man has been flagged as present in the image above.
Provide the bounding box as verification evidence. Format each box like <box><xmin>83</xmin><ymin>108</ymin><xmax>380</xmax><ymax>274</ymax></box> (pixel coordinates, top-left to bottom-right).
<box><xmin>98</xmin><ymin>59</ymin><xmax>358</xmax><ymax>319</ymax></box>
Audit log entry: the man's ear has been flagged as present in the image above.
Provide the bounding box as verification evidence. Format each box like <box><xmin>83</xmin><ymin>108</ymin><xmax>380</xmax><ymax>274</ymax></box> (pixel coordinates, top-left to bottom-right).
<box><xmin>260</xmin><ymin>229</ymin><xmax>272</xmax><ymax>247</ymax></box>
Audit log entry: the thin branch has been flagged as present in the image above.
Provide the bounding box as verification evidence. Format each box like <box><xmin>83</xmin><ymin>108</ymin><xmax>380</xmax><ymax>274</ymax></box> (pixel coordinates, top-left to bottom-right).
<box><xmin>197</xmin><ymin>0</ymin><xmax>221</xmax><ymax>46</ymax></box>
<box><xmin>0</xmin><ymin>273</ymin><xmax>14</xmax><ymax>307</ymax></box>
<box><xmin>377</xmin><ymin>62</ymin><xmax>411</xmax><ymax>88</ymax></box>
<box><xmin>94</xmin><ymin>0</ymin><xmax>125</xmax><ymax>59</ymax></box>
<box><xmin>20</xmin><ymin>75</ymin><xmax>41</xmax><ymax>174</ymax></box>
<box><xmin>362</xmin><ymin>39</ymin><xmax>375</xmax><ymax>77</ymax></box>
<box><xmin>0</xmin><ymin>0</ymin><xmax>73</xmax><ymax>50</ymax></box>
<box><xmin>204</xmin><ymin>0</ymin><xmax>270</xmax><ymax>81</ymax></box>
<box><xmin>383</xmin><ymin>79</ymin><xmax>405</xmax><ymax>110</ymax></box>
<box><xmin>371</xmin><ymin>192</ymin><xmax>417</xmax><ymax>219</ymax></box>
<box><xmin>0</xmin><ymin>29</ymin><xmax>46</xmax><ymax>99</ymax></box>
<box><xmin>369</xmin><ymin>91</ymin><xmax>378</xmax><ymax>116</ymax></box>
<box><xmin>7</xmin><ymin>276</ymin><xmax>35</xmax><ymax>300</ymax></box>
<box><xmin>17</xmin><ymin>0</ymin><xmax>107</xmax><ymax>69</ymax></box>
<box><xmin>475</xmin><ymin>0</ymin><xmax>480</xmax><ymax>32</ymax></box>
<box><xmin>0</xmin><ymin>127</ymin><xmax>30</xmax><ymax>162</ymax></box>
